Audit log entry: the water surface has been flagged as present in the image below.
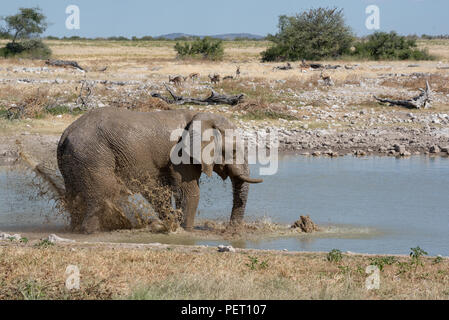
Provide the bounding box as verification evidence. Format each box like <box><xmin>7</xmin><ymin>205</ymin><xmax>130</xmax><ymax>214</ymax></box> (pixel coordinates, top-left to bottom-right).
<box><xmin>1</xmin><ymin>155</ymin><xmax>448</xmax><ymax>255</ymax></box>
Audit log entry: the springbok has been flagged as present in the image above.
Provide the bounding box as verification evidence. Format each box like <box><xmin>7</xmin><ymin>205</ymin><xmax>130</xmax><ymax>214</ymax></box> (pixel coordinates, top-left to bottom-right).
<box><xmin>168</xmin><ymin>75</ymin><xmax>186</xmax><ymax>86</ymax></box>
<box><xmin>188</xmin><ymin>72</ymin><xmax>199</xmax><ymax>82</ymax></box>
<box><xmin>208</xmin><ymin>74</ymin><xmax>220</xmax><ymax>84</ymax></box>
<box><xmin>320</xmin><ymin>70</ymin><xmax>333</xmax><ymax>86</ymax></box>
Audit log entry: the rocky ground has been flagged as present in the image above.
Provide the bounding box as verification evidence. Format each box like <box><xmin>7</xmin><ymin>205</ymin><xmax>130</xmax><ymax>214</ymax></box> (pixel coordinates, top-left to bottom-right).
<box><xmin>1</xmin><ymin>71</ymin><xmax>449</xmax><ymax>162</ymax></box>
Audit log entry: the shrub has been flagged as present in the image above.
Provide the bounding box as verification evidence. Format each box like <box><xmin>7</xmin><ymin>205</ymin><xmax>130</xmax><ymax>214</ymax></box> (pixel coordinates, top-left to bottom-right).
<box><xmin>174</xmin><ymin>37</ymin><xmax>224</xmax><ymax>60</ymax></box>
<box><xmin>327</xmin><ymin>249</ymin><xmax>343</xmax><ymax>263</ymax></box>
<box><xmin>352</xmin><ymin>32</ymin><xmax>434</xmax><ymax>60</ymax></box>
<box><xmin>410</xmin><ymin>246</ymin><xmax>428</xmax><ymax>269</ymax></box>
<box><xmin>245</xmin><ymin>256</ymin><xmax>269</xmax><ymax>271</ymax></box>
<box><xmin>261</xmin><ymin>7</ymin><xmax>353</xmax><ymax>61</ymax></box>
<box><xmin>0</xmin><ymin>38</ymin><xmax>51</xmax><ymax>59</ymax></box>
<box><xmin>369</xmin><ymin>256</ymin><xmax>398</xmax><ymax>271</ymax></box>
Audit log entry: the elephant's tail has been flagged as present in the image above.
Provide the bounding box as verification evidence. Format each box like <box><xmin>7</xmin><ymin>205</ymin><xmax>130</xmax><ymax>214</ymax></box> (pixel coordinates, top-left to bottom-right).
<box><xmin>17</xmin><ymin>145</ymin><xmax>66</xmax><ymax>199</ymax></box>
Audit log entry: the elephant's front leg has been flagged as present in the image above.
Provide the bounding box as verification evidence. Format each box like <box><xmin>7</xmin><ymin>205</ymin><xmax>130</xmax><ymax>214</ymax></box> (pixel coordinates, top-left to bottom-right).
<box><xmin>171</xmin><ymin>165</ymin><xmax>202</xmax><ymax>230</ymax></box>
<box><xmin>175</xmin><ymin>180</ymin><xmax>200</xmax><ymax>230</ymax></box>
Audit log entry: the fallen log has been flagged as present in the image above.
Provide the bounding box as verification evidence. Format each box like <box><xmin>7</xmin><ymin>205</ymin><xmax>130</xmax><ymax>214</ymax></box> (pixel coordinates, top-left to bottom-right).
<box><xmin>374</xmin><ymin>81</ymin><xmax>432</xmax><ymax>109</ymax></box>
<box><xmin>45</xmin><ymin>59</ymin><xmax>85</xmax><ymax>71</ymax></box>
<box><xmin>151</xmin><ymin>83</ymin><xmax>244</xmax><ymax>106</ymax></box>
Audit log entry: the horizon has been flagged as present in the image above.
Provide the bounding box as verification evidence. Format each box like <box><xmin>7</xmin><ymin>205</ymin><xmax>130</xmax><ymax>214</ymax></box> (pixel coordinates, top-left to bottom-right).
<box><xmin>1</xmin><ymin>0</ymin><xmax>449</xmax><ymax>38</ymax></box>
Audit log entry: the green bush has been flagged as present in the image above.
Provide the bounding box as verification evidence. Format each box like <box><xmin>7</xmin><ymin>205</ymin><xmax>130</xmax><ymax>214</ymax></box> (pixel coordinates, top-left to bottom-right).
<box><xmin>327</xmin><ymin>249</ymin><xmax>343</xmax><ymax>263</ymax></box>
<box><xmin>261</xmin><ymin>8</ymin><xmax>353</xmax><ymax>61</ymax></box>
<box><xmin>0</xmin><ymin>38</ymin><xmax>51</xmax><ymax>59</ymax></box>
<box><xmin>352</xmin><ymin>32</ymin><xmax>434</xmax><ymax>60</ymax></box>
<box><xmin>174</xmin><ymin>37</ymin><xmax>224</xmax><ymax>60</ymax></box>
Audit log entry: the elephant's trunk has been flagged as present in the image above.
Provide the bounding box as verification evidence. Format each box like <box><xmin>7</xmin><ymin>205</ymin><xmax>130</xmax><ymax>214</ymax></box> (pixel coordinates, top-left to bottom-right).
<box><xmin>228</xmin><ymin>164</ymin><xmax>261</xmax><ymax>225</ymax></box>
<box><xmin>227</xmin><ymin>165</ymin><xmax>263</xmax><ymax>184</ymax></box>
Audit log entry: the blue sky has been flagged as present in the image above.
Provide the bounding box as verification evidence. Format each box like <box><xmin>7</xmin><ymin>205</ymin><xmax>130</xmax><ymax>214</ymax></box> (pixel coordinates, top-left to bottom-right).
<box><xmin>1</xmin><ymin>0</ymin><xmax>448</xmax><ymax>37</ymax></box>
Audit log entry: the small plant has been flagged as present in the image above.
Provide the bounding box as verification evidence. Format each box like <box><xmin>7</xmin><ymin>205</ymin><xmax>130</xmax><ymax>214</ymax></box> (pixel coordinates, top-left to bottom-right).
<box><xmin>433</xmin><ymin>256</ymin><xmax>444</xmax><ymax>265</ymax></box>
<box><xmin>245</xmin><ymin>256</ymin><xmax>269</xmax><ymax>271</ymax></box>
<box><xmin>356</xmin><ymin>266</ymin><xmax>365</xmax><ymax>275</ymax></box>
<box><xmin>369</xmin><ymin>256</ymin><xmax>398</xmax><ymax>271</ymax></box>
<box><xmin>20</xmin><ymin>280</ymin><xmax>46</xmax><ymax>300</ymax></box>
<box><xmin>34</xmin><ymin>239</ymin><xmax>54</xmax><ymax>248</ymax></box>
<box><xmin>397</xmin><ymin>261</ymin><xmax>412</xmax><ymax>274</ymax></box>
<box><xmin>337</xmin><ymin>265</ymin><xmax>350</xmax><ymax>274</ymax></box>
<box><xmin>410</xmin><ymin>246</ymin><xmax>428</xmax><ymax>270</ymax></box>
<box><xmin>20</xmin><ymin>237</ymin><xmax>29</xmax><ymax>244</ymax></box>
<box><xmin>327</xmin><ymin>249</ymin><xmax>343</xmax><ymax>263</ymax></box>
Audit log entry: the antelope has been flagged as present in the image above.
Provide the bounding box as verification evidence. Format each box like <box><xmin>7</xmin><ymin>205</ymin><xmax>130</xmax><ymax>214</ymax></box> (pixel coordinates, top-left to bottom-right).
<box><xmin>208</xmin><ymin>74</ymin><xmax>220</xmax><ymax>84</ymax></box>
<box><xmin>320</xmin><ymin>70</ymin><xmax>333</xmax><ymax>86</ymax></box>
<box><xmin>223</xmin><ymin>75</ymin><xmax>234</xmax><ymax>81</ymax></box>
<box><xmin>188</xmin><ymin>72</ymin><xmax>199</xmax><ymax>82</ymax></box>
<box><xmin>168</xmin><ymin>75</ymin><xmax>186</xmax><ymax>86</ymax></box>
<box><xmin>236</xmin><ymin>66</ymin><xmax>241</xmax><ymax>78</ymax></box>
<box><xmin>299</xmin><ymin>59</ymin><xmax>309</xmax><ymax>71</ymax></box>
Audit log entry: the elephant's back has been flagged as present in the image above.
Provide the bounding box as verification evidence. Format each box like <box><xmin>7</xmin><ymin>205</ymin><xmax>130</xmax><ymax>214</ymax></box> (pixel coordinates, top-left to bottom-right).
<box><xmin>57</xmin><ymin>107</ymin><xmax>195</xmax><ymax>171</ymax></box>
<box><xmin>57</xmin><ymin>108</ymin><xmax>117</xmax><ymax>169</ymax></box>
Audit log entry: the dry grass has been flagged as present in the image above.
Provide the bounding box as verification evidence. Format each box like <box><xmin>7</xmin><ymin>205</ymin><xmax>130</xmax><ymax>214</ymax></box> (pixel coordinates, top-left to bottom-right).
<box><xmin>0</xmin><ymin>242</ymin><xmax>448</xmax><ymax>300</ymax></box>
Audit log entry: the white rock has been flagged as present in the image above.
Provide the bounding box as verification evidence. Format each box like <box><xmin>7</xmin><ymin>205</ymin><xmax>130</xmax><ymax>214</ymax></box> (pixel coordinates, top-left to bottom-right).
<box><xmin>0</xmin><ymin>233</ymin><xmax>21</xmax><ymax>241</ymax></box>
<box><xmin>47</xmin><ymin>234</ymin><xmax>75</xmax><ymax>243</ymax></box>
<box><xmin>218</xmin><ymin>245</ymin><xmax>235</xmax><ymax>253</ymax></box>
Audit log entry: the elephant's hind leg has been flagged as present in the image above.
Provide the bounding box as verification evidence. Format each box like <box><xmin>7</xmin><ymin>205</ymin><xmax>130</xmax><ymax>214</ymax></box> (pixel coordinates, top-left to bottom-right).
<box><xmin>80</xmin><ymin>169</ymin><xmax>132</xmax><ymax>233</ymax></box>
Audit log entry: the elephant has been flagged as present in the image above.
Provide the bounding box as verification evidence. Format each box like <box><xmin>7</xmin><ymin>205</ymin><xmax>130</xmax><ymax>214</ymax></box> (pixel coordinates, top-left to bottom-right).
<box><xmin>57</xmin><ymin>107</ymin><xmax>263</xmax><ymax>233</ymax></box>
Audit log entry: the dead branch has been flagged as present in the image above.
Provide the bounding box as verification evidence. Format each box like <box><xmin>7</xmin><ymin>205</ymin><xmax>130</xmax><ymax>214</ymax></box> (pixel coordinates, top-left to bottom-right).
<box><xmin>273</xmin><ymin>62</ymin><xmax>292</xmax><ymax>71</ymax></box>
<box><xmin>151</xmin><ymin>83</ymin><xmax>244</xmax><ymax>106</ymax></box>
<box><xmin>76</xmin><ymin>80</ymin><xmax>94</xmax><ymax>109</ymax></box>
<box><xmin>45</xmin><ymin>59</ymin><xmax>85</xmax><ymax>71</ymax></box>
<box><xmin>374</xmin><ymin>81</ymin><xmax>432</xmax><ymax>109</ymax></box>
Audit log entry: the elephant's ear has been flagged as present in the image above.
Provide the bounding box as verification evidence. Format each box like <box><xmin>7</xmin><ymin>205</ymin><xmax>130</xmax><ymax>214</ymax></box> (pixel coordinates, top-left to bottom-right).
<box><xmin>186</xmin><ymin>114</ymin><xmax>223</xmax><ymax>177</ymax></box>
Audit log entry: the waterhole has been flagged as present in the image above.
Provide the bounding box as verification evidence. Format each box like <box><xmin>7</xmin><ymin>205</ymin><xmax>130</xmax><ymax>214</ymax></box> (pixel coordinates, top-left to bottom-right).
<box><xmin>1</xmin><ymin>155</ymin><xmax>448</xmax><ymax>255</ymax></box>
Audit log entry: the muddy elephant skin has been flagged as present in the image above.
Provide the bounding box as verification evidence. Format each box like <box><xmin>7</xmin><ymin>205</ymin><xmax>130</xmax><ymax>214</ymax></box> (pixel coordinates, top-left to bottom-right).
<box><xmin>57</xmin><ymin>107</ymin><xmax>262</xmax><ymax>233</ymax></box>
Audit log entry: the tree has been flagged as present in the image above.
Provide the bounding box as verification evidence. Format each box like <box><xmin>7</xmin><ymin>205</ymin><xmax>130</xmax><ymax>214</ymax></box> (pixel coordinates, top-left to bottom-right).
<box><xmin>0</xmin><ymin>7</ymin><xmax>51</xmax><ymax>58</ymax></box>
<box><xmin>261</xmin><ymin>7</ymin><xmax>353</xmax><ymax>61</ymax></box>
<box><xmin>1</xmin><ymin>7</ymin><xmax>48</xmax><ymax>43</ymax></box>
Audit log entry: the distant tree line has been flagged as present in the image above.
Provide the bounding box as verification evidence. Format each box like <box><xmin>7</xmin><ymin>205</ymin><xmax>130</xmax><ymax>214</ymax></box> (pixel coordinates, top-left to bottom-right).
<box><xmin>33</xmin><ymin>34</ymin><xmax>448</xmax><ymax>42</ymax></box>
<box><xmin>36</xmin><ymin>35</ymin><xmax>267</xmax><ymax>42</ymax></box>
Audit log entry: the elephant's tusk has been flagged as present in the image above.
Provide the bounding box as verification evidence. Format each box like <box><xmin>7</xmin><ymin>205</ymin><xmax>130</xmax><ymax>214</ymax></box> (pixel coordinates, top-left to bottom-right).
<box><xmin>239</xmin><ymin>176</ymin><xmax>263</xmax><ymax>184</ymax></box>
